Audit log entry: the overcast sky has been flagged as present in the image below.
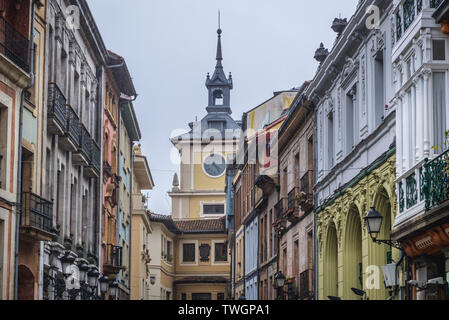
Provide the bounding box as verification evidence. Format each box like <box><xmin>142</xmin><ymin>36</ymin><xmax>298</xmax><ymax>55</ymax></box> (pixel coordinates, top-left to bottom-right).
<box><xmin>87</xmin><ymin>0</ymin><xmax>359</xmax><ymax>215</ymax></box>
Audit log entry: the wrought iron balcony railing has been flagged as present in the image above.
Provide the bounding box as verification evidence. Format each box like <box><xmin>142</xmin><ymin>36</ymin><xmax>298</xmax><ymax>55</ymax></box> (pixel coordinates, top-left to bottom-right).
<box><xmin>0</xmin><ymin>15</ymin><xmax>30</xmax><ymax>72</ymax></box>
<box><xmin>47</xmin><ymin>83</ymin><xmax>67</xmax><ymax>133</ymax></box>
<box><xmin>424</xmin><ymin>149</ymin><xmax>449</xmax><ymax>211</ymax></box>
<box><xmin>104</xmin><ymin>244</ymin><xmax>123</xmax><ymax>269</ymax></box>
<box><xmin>300</xmin><ymin>170</ymin><xmax>314</xmax><ymax>199</ymax></box>
<box><xmin>66</xmin><ymin>105</ymin><xmax>80</xmax><ymax>144</ymax></box>
<box><xmin>396</xmin><ymin>0</ymin><xmax>440</xmax><ymax>41</ymax></box>
<box><xmin>287</xmin><ymin>187</ymin><xmax>299</xmax><ymax>213</ymax></box>
<box><xmin>78</xmin><ymin>125</ymin><xmax>92</xmax><ymax>161</ymax></box>
<box><xmin>275</xmin><ymin>198</ymin><xmax>287</xmax><ymax>220</ymax></box>
<box><xmin>21</xmin><ymin>190</ymin><xmax>54</xmax><ymax>235</ymax></box>
<box><xmin>90</xmin><ymin>140</ymin><xmax>101</xmax><ymax>172</ymax></box>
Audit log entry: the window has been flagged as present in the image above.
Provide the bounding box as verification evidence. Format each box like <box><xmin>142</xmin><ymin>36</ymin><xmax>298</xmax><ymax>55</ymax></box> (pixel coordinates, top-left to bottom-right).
<box><xmin>433</xmin><ymin>72</ymin><xmax>447</xmax><ymax>154</ymax></box>
<box><xmin>374</xmin><ymin>52</ymin><xmax>385</xmax><ymax>127</ymax></box>
<box><xmin>217</xmin><ymin>293</ymin><xmax>225</xmax><ymax>300</ymax></box>
<box><xmin>203</xmin><ymin>204</ymin><xmax>224</xmax><ymax>215</ymax></box>
<box><xmin>181</xmin><ymin>293</ymin><xmax>187</xmax><ymax>300</ymax></box>
<box><xmin>433</xmin><ymin>40</ymin><xmax>446</xmax><ymax>61</ymax></box>
<box><xmin>327</xmin><ymin>112</ymin><xmax>334</xmax><ymax>169</ymax></box>
<box><xmin>346</xmin><ymin>87</ymin><xmax>356</xmax><ymax>154</ymax></box>
<box><xmin>215</xmin><ymin>242</ymin><xmax>228</xmax><ymax>262</ymax></box>
<box><xmin>167</xmin><ymin>240</ymin><xmax>173</xmax><ymax>263</ymax></box>
<box><xmin>182</xmin><ymin>243</ymin><xmax>196</xmax><ymax>263</ymax></box>
<box><xmin>294</xmin><ymin>240</ymin><xmax>299</xmax><ymax>278</ymax></box>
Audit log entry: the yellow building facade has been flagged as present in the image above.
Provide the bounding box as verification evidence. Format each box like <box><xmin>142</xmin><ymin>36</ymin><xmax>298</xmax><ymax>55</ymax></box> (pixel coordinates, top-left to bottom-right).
<box><xmin>317</xmin><ymin>152</ymin><xmax>399</xmax><ymax>301</ymax></box>
<box><xmin>130</xmin><ymin>146</ymin><xmax>154</xmax><ymax>300</ymax></box>
<box><xmin>155</xmin><ymin>27</ymin><xmax>239</xmax><ymax>300</ymax></box>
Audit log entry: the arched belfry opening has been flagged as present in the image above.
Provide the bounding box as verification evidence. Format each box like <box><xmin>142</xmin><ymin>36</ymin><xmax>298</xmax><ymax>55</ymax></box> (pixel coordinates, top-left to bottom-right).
<box><xmin>213</xmin><ymin>89</ymin><xmax>224</xmax><ymax>106</ymax></box>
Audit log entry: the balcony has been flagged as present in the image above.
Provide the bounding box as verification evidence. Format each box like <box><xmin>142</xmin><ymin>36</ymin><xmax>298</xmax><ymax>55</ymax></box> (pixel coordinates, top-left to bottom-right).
<box><xmin>0</xmin><ymin>15</ymin><xmax>30</xmax><ymax>73</ymax></box>
<box><xmin>21</xmin><ymin>190</ymin><xmax>55</xmax><ymax>241</ymax></box>
<box><xmin>423</xmin><ymin>149</ymin><xmax>449</xmax><ymax>211</ymax></box>
<box><xmin>298</xmin><ymin>269</ymin><xmax>314</xmax><ymax>300</ymax></box>
<box><xmin>60</xmin><ymin>105</ymin><xmax>80</xmax><ymax>152</ymax></box>
<box><xmin>73</xmin><ymin>124</ymin><xmax>91</xmax><ymax>166</ymax></box>
<box><xmin>285</xmin><ymin>187</ymin><xmax>301</xmax><ymax>223</ymax></box>
<box><xmin>273</xmin><ymin>198</ymin><xmax>287</xmax><ymax>232</ymax></box>
<box><xmin>84</xmin><ymin>140</ymin><xmax>100</xmax><ymax>178</ymax></box>
<box><xmin>299</xmin><ymin>170</ymin><xmax>314</xmax><ymax>213</ymax></box>
<box><xmin>47</xmin><ymin>83</ymin><xmax>67</xmax><ymax>136</ymax></box>
<box><xmin>103</xmin><ymin>244</ymin><xmax>123</xmax><ymax>277</ymax></box>
<box><xmin>395</xmin><ymin>0</ymin><xmax>442</xmax><ymax>41</ymax></box>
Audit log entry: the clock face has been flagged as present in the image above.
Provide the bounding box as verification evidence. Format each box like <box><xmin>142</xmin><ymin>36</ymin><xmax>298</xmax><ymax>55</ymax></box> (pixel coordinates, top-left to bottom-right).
<box><xmin>203</xmin><ymin>154</ymin><xmax>226</xmax><ymax>177</ymax></box>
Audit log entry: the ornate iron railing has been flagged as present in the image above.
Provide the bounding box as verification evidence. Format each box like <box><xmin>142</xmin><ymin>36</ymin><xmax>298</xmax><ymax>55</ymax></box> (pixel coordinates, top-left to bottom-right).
<box><xmin>275</xmin><ymin>198</ymin><xmax>287</xmax><ymax>220</ymax></box>
<box><xmin>288</xmin><ymin>187</ymin><xmax>299</xmax><ymax>213</ymax></box>
<box><xmin>104</xmin><ymin>244</ymin><xmax>123</xmax><ymax>269</ymax></box>
<box><xmin>424</xmin><ymin>150</ymin><xmax>449</xmax><ymax>210</ymax></box>
<box><xmin>430</xmin><ymin>0</ymin><xmax>442</xmax><ymax>8</ymax></box>
<box><xmin>300</xmin><ymin>170</ymin><xmax>314</xmax><ymax>199</ymax></box>
<box><xmin>90</xmin><ymin>140</ymin><xmax>101</xmax><ymax>172</ymax></box>
<box><xmin>79</xmin><ymin>125</ymin><xmax>91</xmax><ymax>161</ymax></box>
<box><xmin>22</xmin><ymin>190</ymin><xmax>53</xmax><ymax>234</ymax></box>
<box><xmin>47</xmin><ymin>83</ymin><xmax>67</xmax><ymax>129</ymax></box>
<box><xmin>398</xmin><ymin>181</ymin><xmax>405</xmax><ymax>213</ymax></box>
<box><xmin>396</xmin><ymin>0</ymin><xmax>439</xmax><ymax>41</ymax></box>
<box><xmin>406</xmin><ymin>173</ymin><xmax>418</xmax><ymax>209</ymax></box>
<box><xmin>66</xmin><ymin>105</ymin><xmax>80</xmax><ymax>143</ymax></box>
<box><xmin>403</xmin><ymin>0</ymin><xmax>415</xmax><ymax>31</ymax></box>
<box><xmin>396</xmin><ymin>12</ymin><xmax>403</xmax><ymax>41</ymax></box>
<box><xmin>417</xmin><ymin>0</ymin><xmax>423</xmax><ymax>12</ymax></box>
<box><xmin>0</xmin><ymin>15</ymin><xmax>30</xmax><ymax>72</ymax></box>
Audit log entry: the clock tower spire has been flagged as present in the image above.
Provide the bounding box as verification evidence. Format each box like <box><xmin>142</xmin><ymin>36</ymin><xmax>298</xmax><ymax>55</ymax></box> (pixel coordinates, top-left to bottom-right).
<box><xmin>205</xmin><ymin>14</ymin><xmax>233</xmax><ymax>115</ymax></box>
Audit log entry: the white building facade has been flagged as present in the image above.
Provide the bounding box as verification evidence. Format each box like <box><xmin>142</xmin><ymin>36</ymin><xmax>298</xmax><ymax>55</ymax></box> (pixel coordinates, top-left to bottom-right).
<box><xmin>41</xmin><ymin>0</ymin><xmax>106</xmax><ymax>300</ymax></box>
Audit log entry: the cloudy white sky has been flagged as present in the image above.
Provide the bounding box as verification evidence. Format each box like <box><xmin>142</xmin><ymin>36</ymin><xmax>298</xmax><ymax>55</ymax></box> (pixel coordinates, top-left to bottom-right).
<box><xmin>87</xmin><ymin>0</ymin><xmax>359</xmax><ymax>215</ymax></box>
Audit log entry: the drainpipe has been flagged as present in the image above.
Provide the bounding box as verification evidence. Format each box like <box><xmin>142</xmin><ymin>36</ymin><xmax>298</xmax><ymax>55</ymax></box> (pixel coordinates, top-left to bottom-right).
<box><xmin>14</xmin><ymin>0</ymin><xmax>37</xmax><ymax>300</ymax></box>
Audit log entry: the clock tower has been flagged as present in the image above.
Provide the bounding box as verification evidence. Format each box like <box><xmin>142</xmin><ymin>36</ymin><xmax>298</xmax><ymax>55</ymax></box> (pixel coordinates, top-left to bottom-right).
<box><xmin>169</xmin><ymin>26</ymin><xmax>241</xmax><ymax>221</ymax></box>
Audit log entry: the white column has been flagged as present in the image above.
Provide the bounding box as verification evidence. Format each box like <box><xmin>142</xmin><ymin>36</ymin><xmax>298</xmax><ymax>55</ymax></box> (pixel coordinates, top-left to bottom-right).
<box><xmin>401</xmin><ymin>91</ymin><xmax>408</xmax><ymax>172</ymax></box>
<box><xmin>395</xmin><ymin>97</ymin><xmax>403</xmax><ymax>176</ymax></box>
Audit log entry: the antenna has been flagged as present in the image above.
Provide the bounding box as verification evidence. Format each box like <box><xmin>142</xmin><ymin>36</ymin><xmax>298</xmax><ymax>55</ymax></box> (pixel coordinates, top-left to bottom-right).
<box><xmin>218</xmin><ymin>10</ymin><xmax>221</xmax><ymax>29</ymax></box>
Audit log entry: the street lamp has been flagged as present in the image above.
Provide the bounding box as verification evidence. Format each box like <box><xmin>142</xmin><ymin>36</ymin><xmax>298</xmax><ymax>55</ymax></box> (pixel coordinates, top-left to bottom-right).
<box><xmin>60</xmin><ymin>252</ymin><xmax>75</xmax><ymax>277</ymax></box>
<box><xmin>275</xmin><ymin>271</ymin><xmax>286</xmax><ymax>288</ymax></box>
<box><xmin>78</xmin><ymin>262</ymin><xmax>89</xmax><ymax>284</ymax></box>
<box><xmin>109</xmin><ymin>281</ymin><xmax>119</xmax><ymax>300</ymax></box>
<box><xmin>274</xmin><ymin>271</ymin><xmax>286</xmax><ymax>300</ymax></box>
<box><xmin>87</xmin><ymin>266</ymin><xmax>100</xmax><ymax>288</ymax></box>
<box><xmin>99</xmin><ymin>275</ymin><xmax>110</xmax><ymax>298</ymax></box>
<box><xmin>364</xmin><ymin>207</ymin><xmax>402</xmax><ymax>250</ymax></box>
